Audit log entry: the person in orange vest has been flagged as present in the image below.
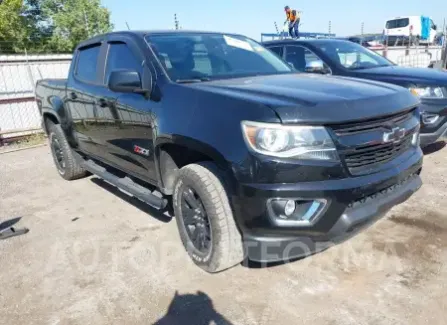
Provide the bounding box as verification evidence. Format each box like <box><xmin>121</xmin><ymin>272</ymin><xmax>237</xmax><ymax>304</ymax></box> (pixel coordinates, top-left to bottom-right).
<box><xmin>284</xmin><ymin>6</ymin><xmax>300</xmax><ymax>39</ymax></box>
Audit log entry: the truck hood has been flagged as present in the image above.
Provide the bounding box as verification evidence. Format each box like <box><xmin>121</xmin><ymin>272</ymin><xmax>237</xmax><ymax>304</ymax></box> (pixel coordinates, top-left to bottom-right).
<box><xmin>192</xmin><ymin>73</ymin><xmax>419</xmax><ymax>124</ymax></box>
<box><xmin>354</xmin><ymin>65</ymin><xmax>447</xmax><ymax>86</ymax></box>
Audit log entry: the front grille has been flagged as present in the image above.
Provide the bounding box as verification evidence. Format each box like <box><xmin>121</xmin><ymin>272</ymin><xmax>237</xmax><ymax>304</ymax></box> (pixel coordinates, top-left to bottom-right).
<box><xmin>344</xmin><ymin>133</ymin><xmax>413</xmax><ymax>171</ymax></box>
<box><xmin>331</xmin><ymin>109</ymin><xmax>413</xmax><ymax>136</ymax></box>
<box><xmin>330</xmin><ymin>109</ymin><xmax>418</xmax><ymax>175</ymax></box>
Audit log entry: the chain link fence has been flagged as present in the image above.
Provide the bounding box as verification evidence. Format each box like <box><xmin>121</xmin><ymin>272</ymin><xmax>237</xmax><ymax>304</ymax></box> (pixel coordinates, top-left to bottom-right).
<box><xmin>0</xmin><ymin>42</ymin><xmax>72</xmax><ymax>142</ymax></box>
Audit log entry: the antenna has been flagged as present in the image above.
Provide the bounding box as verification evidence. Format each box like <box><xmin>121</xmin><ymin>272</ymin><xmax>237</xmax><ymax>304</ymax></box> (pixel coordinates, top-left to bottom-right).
<box><xmin>125</xmin><ymin>21</ymin><xmax>131</xmax><ymax>30</ymax></box>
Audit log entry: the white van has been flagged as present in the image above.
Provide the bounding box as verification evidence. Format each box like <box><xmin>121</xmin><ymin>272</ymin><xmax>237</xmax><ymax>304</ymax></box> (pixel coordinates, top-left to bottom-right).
<box><xmin>384</xmin><ymin>16</ymin><xmax>437</xmax><ymax>44</ymax></box>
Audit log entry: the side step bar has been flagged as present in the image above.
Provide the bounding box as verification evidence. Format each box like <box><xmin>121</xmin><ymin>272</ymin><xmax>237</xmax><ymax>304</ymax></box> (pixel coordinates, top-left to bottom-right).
<box><xmin>82</xmin><ymin>159</ymin><xmax>167</xmax><ymax>210</ymax></box>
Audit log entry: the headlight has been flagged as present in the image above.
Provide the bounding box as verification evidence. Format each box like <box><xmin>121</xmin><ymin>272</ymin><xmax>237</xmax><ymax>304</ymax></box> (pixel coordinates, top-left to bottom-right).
<box><xmin>241</xmin><ymin>121</ymin><xmax>339</xmax><ymax>161</ymax></box>
<box><xmin>409</xmin><ymin>86</ymin><xmax>445</xmax><ymax>98</ymax></box>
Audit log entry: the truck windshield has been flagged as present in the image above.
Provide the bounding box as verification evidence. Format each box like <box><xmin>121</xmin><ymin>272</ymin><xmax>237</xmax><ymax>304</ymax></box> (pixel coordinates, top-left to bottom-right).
<box><xmin>145</xmin><ymin>33</ymin><xmax>293</xmax><ymax>82</ymax></box>
<box><xmin>318</xmin><ymin>41</ymin><xmax>394</xmax><ymax>70</ymax></box>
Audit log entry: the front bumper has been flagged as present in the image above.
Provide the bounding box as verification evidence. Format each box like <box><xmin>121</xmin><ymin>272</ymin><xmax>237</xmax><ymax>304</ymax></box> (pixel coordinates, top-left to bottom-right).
<box><xmin>420</xmin><ymin>121</ymin><xmax>447</xmax><ymax>147</ymax></box>
<box><xmin>420</xmin><ymin>99</ymin><xmax>447</xmax><ymax>147</ymax></box>
<box><xmin>232</xmin><ymin>149</ymin><xmax>423</xmax><ymax>263</ymax></box>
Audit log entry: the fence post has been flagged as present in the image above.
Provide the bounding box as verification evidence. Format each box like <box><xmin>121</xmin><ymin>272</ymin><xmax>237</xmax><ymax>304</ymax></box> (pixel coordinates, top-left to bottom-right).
<box><xmin>24</xmin><ymin>48</ymin><xmax>36</xmax><ymax>94</ymax></box>
<box><xmin>383</xmin><ymin>29</ymin><xmax>388</xmax><ymax>58</ymax></box>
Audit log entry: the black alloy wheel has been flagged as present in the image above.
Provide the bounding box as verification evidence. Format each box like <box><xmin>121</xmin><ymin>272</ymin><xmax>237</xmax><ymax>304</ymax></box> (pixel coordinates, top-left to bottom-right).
<box><xmin>181</xmin><ymin>186</ymin><xmax>212</xmax><ymax>254</ymax></box>
<box><xmin>51</xmin><ymin>136</ymin><xmax>66</xmax><ymax>172</ymax></box>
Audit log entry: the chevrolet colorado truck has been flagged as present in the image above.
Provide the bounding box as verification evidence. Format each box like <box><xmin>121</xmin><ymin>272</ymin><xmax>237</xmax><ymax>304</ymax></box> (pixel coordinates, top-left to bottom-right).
<box><xmin>35</xmin><ymin>31</ymin><xmax>423</xmax><ymax>273</ymax></box>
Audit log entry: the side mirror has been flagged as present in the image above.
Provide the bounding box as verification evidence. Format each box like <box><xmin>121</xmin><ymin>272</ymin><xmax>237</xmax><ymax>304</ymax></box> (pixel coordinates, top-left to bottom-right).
<box><xmin>305</xmin><ymin>60</ymin><xmax>327</xmax><ymax>74</ymax></box>
<box><xmin>108</xmin><ymin>70</ymin><xmax>149</xmax><ymax>96</ymax></box>
<box><xmin>433</xmin><ymin>24</ymin><xmax>438</xmax><ymax>31</ymax></box>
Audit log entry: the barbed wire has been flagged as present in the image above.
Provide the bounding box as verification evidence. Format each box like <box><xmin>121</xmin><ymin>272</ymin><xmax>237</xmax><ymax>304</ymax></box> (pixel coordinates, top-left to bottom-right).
<box><xmin>0</xmin><ymin>41</ymin><xmax>72</xmax><ymax>55</ymax></box>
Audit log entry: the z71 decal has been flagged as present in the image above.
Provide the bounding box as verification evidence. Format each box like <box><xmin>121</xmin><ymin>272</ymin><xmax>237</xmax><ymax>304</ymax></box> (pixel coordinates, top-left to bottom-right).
<box><xmin>133</xmin><ymin>145</ymin><xmax>150</xmax><ymax>156</ymax></box>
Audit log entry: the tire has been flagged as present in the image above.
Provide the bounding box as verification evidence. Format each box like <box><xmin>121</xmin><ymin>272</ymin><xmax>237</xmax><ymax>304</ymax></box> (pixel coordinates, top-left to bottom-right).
<box><xmin>47</xmin><ymin>120</ymin><xmax>87</xmax><ymax>181</ymax></box>
<box><xmin>173</xmin><ymin>162</ymin><xmax>244</xmax><ymax>273</ymax></box>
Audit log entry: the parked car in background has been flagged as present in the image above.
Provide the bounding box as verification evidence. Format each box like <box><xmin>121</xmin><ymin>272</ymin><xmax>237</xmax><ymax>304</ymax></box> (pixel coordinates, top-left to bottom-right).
<box><xmin>263</xmin><ymin>39</ymin><xmax>447</xmax><ymax>147</ymax></box>
<box><xmin>384</xmin><ymin>16</ymin><xmax>437</xmax><ymax>45</ymax></box>
<box><xmin>36</xmin><ymin>31</ymin><xmax>423</xmax><ymax>273</ymax></box>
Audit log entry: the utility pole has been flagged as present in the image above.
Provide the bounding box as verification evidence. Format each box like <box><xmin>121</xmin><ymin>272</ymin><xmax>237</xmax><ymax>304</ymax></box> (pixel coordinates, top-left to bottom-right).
<box><xmin>328</xmin><ymin>21</ymin><xmax>332</xmax><ymax>36</ymax></box>
<box><xmin>174</xmin><ymin>13</ymin><xmax>179</xmax><ymax>30</ymax></box>
<box><xmin>361</xmin><ymin>22</ymin><xmax>364</xmax><ymax>44</ymax></box>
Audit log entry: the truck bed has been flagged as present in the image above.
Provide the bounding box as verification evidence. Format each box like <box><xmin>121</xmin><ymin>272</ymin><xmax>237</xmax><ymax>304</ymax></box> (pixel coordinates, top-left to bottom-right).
<box><xmin>36</xmin><ymin>78</ymin><xmax>67</xmax><ymax>91</ymax></box>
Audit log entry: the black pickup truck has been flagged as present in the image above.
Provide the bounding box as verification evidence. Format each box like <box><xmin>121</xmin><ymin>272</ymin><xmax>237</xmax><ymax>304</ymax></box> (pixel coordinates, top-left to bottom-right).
<box><xmin>36</xmin><ymin>30</ymin><xmax>423</xmax><ymax>273</ymax></box>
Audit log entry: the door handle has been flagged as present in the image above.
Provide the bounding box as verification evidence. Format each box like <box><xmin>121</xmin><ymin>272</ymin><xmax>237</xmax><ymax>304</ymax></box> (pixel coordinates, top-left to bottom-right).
<box><xmin>70</xmin><ymin>92</ymin><xmax>77</xmax><ymax>100</ymax></box>
<box><xmin>96</xmin><ymin>98</ymin><xmax>108</xmax><ymax>107</ymax></box>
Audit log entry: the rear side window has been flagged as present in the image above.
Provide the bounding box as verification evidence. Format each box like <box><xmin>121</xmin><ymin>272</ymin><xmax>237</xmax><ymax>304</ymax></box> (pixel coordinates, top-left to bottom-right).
<box><xmin>76</xmin><ymin>44</ymin><xmax>101</xmax><ymax>82</ymax></box>
<box><xmin>104</xmin><ymin>42</ymin><xmax>142</xmax><ymax>84</ymax></box>
<box><xmin>386</xmin><ymin>18</ymin><xmax>409</xmax><ymax>29</ymax></box>
<box><xmin>269</xmin><ymin>46</ymin><xmax>284</xmax><ymax>58</ymax></box>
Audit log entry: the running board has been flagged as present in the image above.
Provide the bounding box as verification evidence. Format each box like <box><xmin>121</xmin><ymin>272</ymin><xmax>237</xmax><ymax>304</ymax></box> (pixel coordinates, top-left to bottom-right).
<box><xmin>82</xmin><ymin>159</ymin><xmax>167</xmax><ymax>210</ymax></box>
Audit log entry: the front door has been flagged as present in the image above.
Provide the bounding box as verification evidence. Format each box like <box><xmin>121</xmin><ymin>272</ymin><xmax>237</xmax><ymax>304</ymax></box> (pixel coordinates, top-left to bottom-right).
<box><xmin>101</xmin><ymin>39</ymin><xmax>157</xmax><ymax>183</ymax></box>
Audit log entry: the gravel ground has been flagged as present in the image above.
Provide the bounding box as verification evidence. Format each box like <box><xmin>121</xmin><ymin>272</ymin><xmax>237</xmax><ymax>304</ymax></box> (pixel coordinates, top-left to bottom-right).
<box><xmin>1</xmin><ymin>143</ymin><xmax>446</xmax><ymax>325</ymax></box>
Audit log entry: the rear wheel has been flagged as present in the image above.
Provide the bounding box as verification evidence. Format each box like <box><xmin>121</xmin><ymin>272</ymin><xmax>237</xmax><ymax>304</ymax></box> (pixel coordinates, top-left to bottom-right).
<box><xmin>47</xmin><ymin>121</ymin><xmax>87</xmax><ymax>180</ymax></box>
<box><xmin>173</xmin><ymin>162</ymin><xmax>244</xmax><ymax>273</ymax></box>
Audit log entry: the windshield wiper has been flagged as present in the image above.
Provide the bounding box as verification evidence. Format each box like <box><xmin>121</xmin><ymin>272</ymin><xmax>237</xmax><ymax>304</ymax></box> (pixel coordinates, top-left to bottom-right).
<box><xmin>176</xmin><ymin>77</ymin><xmax>211</xmax><ymax>84</ymax></box>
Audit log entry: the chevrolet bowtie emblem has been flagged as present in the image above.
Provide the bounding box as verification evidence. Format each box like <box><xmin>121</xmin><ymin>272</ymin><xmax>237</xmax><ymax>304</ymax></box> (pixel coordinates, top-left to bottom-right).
<box><xmin>383</xmin><ymin>127</ymin><xmax>406</xmax><ymax>143</ymax></box>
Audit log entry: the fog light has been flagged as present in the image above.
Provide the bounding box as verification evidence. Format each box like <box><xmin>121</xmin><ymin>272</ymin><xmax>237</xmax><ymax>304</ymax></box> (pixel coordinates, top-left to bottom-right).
<box><xmin>269</xmin><ymin>198</ymin><xmax>327</xmax><ymax>226</ymax></box>
<box><xmin>284</xmin><ymin>200</ymin><xmax>296</xmax><ymax>216</ymax></box>
<box><xmin>422</xmin><ymin>112</ymin><xmax>439</xmax><ymax>125</ymax></box>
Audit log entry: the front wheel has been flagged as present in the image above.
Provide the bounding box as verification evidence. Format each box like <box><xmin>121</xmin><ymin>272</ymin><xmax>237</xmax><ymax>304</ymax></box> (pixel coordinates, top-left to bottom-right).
<box><xmin>173</xmin><ymin>162</ymin><xmax>244</xmax><ymax>273</ymax></box>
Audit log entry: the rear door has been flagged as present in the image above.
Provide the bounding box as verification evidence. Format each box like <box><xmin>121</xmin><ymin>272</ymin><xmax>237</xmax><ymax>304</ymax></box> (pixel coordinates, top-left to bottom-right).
<box><xmin>100</xmin><ymin>37</ymin><xmax>158</xmax><ymax>182</ymax></box>
<box><xmin>68</xmin><ymin>42</ymin><xmax>114</xmax><ymax>159</ymax></box>
<box><xmin>385</xmin><ymin>18</ymin><xmax>410</xmax><ymax>36</ymax></box>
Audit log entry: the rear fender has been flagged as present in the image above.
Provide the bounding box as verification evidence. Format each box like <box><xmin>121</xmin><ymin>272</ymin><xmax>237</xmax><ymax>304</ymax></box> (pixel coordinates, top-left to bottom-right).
<box><xmin>45</xmin><ymin>96</ymin><xmax>78</xmax><ymax>148</ymax></box>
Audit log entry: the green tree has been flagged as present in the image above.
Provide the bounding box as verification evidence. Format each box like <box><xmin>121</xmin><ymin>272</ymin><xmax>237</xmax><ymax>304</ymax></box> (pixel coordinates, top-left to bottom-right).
<box><xmin>0</xmin><ymin>0</ymin><xmax>28</xmax><ymax>52</ymax></box>
<box><xmin>22</xmin><ymin>0</ymin><xmax>53</xmax><ymax>43</ymax></box>
<box><xmin>42</xmin><ymin>0</ymin><xmax>113</xmax><ymax>52</ymax></box>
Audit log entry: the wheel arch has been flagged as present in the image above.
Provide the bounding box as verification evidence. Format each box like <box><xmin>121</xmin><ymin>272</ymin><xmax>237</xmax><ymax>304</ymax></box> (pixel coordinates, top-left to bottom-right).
<box><xmin>155</xmin><ymin>136</ymin><xmax>232</xmax><ymax>195</ymax></box>
<box><xmin>42</xmin><ymin>109</ymin><xmax>61</xmax><ymax>134</ymax></box>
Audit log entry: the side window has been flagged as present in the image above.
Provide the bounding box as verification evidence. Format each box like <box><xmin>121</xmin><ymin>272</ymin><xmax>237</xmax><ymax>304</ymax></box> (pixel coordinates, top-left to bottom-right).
<box><xmin>285</xmin><ymin>46</ymin><xmax>327</xmax><ymax>72</ymax></box>
<box><xmin>268</xmin><ymin>46</ymin><xmax>284</xmax><ymax>58</ymax></box>
<box><xmin>76</xmin><ymin>44</ymin><xmax>101</xmax><ymax>83</ymax></box>
<box><xmin>105</xmin><ymin>42</ymin><xmax>142</xmax><ymax>84</ymax></box>
<box><xmin>431</xmin><ymin>19</ymin><xmax>436</xmax><ymax>30</ymax></box>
